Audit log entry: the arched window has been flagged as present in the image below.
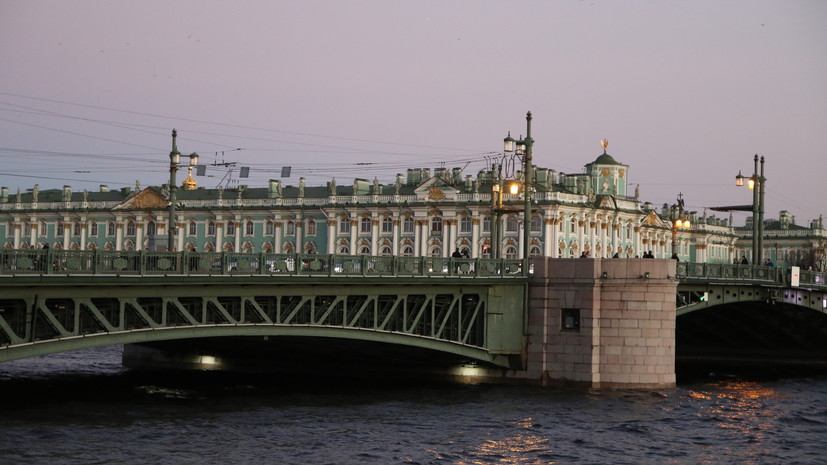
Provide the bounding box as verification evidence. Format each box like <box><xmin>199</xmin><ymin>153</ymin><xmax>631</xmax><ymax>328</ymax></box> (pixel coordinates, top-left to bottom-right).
<box><xmin>504</xmin><ymin>245</ymin><xmax>518</xmax><ymax>259</ymax></box>
<box><xmin>337</xmin><ymin>245</ymin><xmax>350</xmax><ymax>254</ymax></box>
<box><xmin>506</xmin><ymin>216</ymin><xmax>519</xmax><ymax>232</ymax></box>
<box><xmin>431</xmin><ymin>216</ymin><xmax>443</xmax><ymax>234</ymax></box>
<box><xmin>285</xmin><ymin>220</ymin><xmax>295</xmax><ymax>236</ymax></box>
<box><xmin>226</xmin><ymin>221</ymin><xmax>236</xmax><ymax>236</ymax></box>
<box><xmin>400</xmin><ymin>245</ymin><xmax>414</xmax><ymax>256</ymax></box>
<box><xmin>265</xmin><ymin>220</ymin><xmax>274</xmax><ymax>236</ymax></box>
<box><xmin>57</xmin><ymin>222</ymin><xmax>65</xmax><ymax>236</ymax></box>
<box><xmin>429</xmin><ymin>245</ymin><xmax>442</xmax><ymax>257</ymax></box>
<box><xmin>403</xmin><ymin>217</ymin><xmax>415</xmax><ymax>234</ymax></box>
<box><xmin>146</xmin><ymin>221</ymin><xmax>156</xmax><ymax>236</ymax></box>
<box><xmin>188</xmin><ymin>221</ymin><xmax>197</xmax><ymax>236</ymax></box>
<box><xmin>360</xmin><ymin>217</ymin><xmax>372</xmax><ymax>234</ymax></box>
<box><xmin>72</xmin><ymin>222</ymin><xmax>81</xmax><ymax>237</ymax></box>
<box><xmin>40</xmin><ymin>221</ymin><xmax>48</xmax><ymax>237</ymax></box>
<box><xmin>90</xmin><ymin>222</ymin><xmax>98</xmax><ymax>237</ymax></box>
<box><xmin>460</xmin><ymin>216</ymin><xmax>472</xmax><ymax>233</ymax></box>
<box><xmin>530</xmin><ymin>245</ymin><xmax>542</xmax><ymax>257</ymax></box>
<box><xmin>482</xmin><ymin>215</ymin><xmax>491</xmax><ymax>233</ymax></box>
<box><xmin>359</xmin><ymin>246</ymin><xmax>371</xmax><ymax>255</ymax></box>
<box><xmin>381</xmin><ymin>217</ymin><xmax>393</xmax><ymax>233</ymax></box>
<box><xmin>380</xmin><ymin>245</ymin><xmax>392</xmax><ymax>256</ymax></box>
<box><xmin>339</xmin><ymin>217</ymin><xmax>351</xmax><ymax>234</ymax></box>
<box><xmin>530</xmin><ymin>216</ymin><xmax>541</xmax><ymax>232</ymax></box>
<box><xmin>107</xmin><ymin>221</ymin><xmax>116</xmax><ymax>237</ymax></box>
<box><xmin>245</xmin><ymin>220</ymin><xmax>254</xmax><ymax>236</ymax></box>
<box><xmin>306</xmin><ymin>219</ymin><xmax>316</xmax><ymax>236</ymax></box>
<box><xmin>207</xmin><ymin>220</ymin><xmax>216</xmax><ymax>236</ymax></box>
<box><xmin>126</xmin><ymin>220</ymin><xmax>136</xmax><ymax>236</ymax></box>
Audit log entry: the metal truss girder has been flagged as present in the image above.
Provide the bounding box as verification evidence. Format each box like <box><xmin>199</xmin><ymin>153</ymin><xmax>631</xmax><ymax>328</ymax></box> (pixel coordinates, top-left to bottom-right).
<box><xmin>0</xmin><ymin>280</ymin><xmax>522</xmax><ymax>365</ymax></box>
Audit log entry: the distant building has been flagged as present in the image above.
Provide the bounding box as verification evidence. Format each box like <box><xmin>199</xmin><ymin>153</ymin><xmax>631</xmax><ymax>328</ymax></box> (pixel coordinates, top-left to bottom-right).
<box><xmin>1</xmin><ymin>146</ymin><xmax>822</xmax><ymax>269</ymax></box>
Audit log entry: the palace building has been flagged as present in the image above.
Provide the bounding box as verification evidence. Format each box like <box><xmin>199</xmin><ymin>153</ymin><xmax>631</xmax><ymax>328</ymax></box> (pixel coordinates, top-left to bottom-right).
<box><xmin>1</xmin><ymin>144</ymin><xmax>824</xmax><ymax>270</ymax></box>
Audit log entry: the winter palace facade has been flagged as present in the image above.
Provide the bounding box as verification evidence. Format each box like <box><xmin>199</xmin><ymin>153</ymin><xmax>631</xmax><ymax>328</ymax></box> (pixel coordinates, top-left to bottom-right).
<box><xmin>1</xmin><ymin>147</ymin><xmax>824</xmax><ymax>270</ymax></box>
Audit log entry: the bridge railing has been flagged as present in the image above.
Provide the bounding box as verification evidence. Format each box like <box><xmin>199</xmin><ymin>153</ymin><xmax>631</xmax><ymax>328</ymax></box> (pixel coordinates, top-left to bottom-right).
<box><xmin>0</xmin><ymin>249</ymin><xmax>528</xmax><ymax>278</ymax></box>
<box><xmin>677</xmin><ymin>262</ymin><xmax>826</xmax><ymax>290</ymax></box>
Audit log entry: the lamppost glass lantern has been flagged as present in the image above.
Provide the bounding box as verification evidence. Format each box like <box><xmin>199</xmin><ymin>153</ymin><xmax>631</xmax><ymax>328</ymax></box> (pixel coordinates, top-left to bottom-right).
<box><xmin>735</xmin><ymin>171</ymin><xmax>745</xmax><ymax>187</ymax></box>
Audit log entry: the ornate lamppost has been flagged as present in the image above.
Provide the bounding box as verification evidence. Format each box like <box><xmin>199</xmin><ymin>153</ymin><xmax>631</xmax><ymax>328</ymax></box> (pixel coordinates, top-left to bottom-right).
<box><xmin>167</xmin><ymin>129</ymin><xmax>199</xmax><ymax>251</ymax></box>
<box><xmin>503</xmin><ymin>111</ymin><xmax>534</xmax><ymax>271</ymax></box>
<box><xmin>735</xmin><ymin>155</ymin><xmax>766</xmax><ymax>264</ymax></box>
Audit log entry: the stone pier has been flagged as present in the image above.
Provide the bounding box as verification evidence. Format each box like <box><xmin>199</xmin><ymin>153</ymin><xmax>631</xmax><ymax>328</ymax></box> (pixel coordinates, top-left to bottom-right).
<box><xmin>510</xmin><ymin>258</ymin><xmax>678</xmax><ymax>389</ymax></box>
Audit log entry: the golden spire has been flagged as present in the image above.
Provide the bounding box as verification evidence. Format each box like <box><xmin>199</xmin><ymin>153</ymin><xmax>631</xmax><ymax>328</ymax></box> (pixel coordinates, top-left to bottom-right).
<box><xmin>182</xmin><ymin>166</ymin><xmax>197</xmax><ymax>190</ymax></box>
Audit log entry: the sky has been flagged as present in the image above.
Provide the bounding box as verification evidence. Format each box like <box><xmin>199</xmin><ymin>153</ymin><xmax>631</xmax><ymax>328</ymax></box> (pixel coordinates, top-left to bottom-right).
<box><xmin>1</xmin><ymin>1</ymin><xmax>825</xmax><ymax>226</ymax></box>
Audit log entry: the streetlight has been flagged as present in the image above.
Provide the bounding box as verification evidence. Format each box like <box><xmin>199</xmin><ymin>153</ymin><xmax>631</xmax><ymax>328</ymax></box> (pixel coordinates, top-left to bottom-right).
<box><xmin>671</xmin><ymin>193</ymin><xmax>691</xmax><ymax>258</ymax></box>
<box><xmin>167</xmin><ymin>129</ymin><xmax>199</xmax><ymax>251</ymax></box>
<box><xmin>710</xmin><ymin>154</ymin><xmax>766</xmax><ymax>265</ymax></box>
<box><xmin>503</xmin><ymin>111</ymin><xmax>534</xmax><ymax>271</ymax></box>
<box><xmin>734</xmin><ymin>155</ymin><xmax>765</xmax><ymax>265</ymax></box>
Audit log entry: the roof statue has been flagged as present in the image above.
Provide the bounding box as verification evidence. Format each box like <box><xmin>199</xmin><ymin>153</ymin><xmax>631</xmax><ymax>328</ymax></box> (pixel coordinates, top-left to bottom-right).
<box><xmin>600</xmin><ymin>138</ymin><xmax>609</xmax><ymax>154</ymax></box>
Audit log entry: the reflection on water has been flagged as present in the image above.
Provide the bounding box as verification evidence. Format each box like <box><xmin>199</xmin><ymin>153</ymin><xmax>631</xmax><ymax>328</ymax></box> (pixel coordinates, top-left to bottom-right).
<box><xmin>1</xmin><ymin>348</ymin><xmax>826</xmax><ymax>465</ymax></box>
<box><xmin>690</xmin><ymin>380</ymin><xmax>786</xmax><ymax>464</ymax></box>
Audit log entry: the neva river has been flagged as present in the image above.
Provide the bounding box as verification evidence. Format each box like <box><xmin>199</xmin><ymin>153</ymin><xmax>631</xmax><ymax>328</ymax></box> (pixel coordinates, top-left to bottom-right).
<box><xmin>1</xmin><ymin>346</ymin><xmax>826</xmax><ymax>465</ymax></box>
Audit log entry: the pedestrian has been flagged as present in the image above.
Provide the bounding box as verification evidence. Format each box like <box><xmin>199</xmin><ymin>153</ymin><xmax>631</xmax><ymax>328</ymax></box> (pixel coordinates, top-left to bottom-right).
<box><xmin>452</xmin><ymin>248</ymin><xmax>462</xmax><ymax>258</ymax></box>
<box><xmin>740</xmin><ymin>255</ymin><xmax>749</xmax><ymax>265</ymax></box>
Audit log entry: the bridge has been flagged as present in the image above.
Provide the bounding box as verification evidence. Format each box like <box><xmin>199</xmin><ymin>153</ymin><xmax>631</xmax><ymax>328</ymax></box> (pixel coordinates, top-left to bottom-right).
<box><xmin>1</xmin><ymin>249</ymin><xmax>825</xmax><ymax>387</ymax></box>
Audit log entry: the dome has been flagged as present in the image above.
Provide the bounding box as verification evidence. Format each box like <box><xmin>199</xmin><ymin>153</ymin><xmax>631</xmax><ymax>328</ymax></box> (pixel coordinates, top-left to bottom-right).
<box><xmin>592</xmin><ymin>152</ymin><xmax>620</xmax><ymax>165</ymax></box>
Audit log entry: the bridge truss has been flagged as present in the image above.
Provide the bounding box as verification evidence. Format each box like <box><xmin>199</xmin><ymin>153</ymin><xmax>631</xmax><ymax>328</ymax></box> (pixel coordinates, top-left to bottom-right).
<box><xmin>0</xmin><ymin>276</ymin><xmax>525</xmax><ymax>368</ymax></box>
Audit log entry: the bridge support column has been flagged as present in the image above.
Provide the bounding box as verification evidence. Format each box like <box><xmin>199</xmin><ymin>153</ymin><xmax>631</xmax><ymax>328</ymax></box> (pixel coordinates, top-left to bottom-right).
<box><xmin>518</xmin><ymin>258</ymin><xmax>677</xmax><ymax>389</ymax></box>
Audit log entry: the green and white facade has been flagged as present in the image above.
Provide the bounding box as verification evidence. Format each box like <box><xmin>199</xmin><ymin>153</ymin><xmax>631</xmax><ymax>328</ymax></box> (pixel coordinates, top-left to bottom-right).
<box><xmin>1</xmin><ymin>148</ymin><xmax>824</xmax><ymax>270</ymax></box>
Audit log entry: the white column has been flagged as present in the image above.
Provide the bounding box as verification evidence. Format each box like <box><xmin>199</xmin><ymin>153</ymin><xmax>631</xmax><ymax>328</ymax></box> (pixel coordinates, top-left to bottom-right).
<box><xmin>327</xmin><ymin>219</ymin><xmax>336</xmax><ymax>253</ymax></box>
<box><xmin>349</xmin><ymin>219</ymin><xmax>357</xmax><ymax>255</ymax></box>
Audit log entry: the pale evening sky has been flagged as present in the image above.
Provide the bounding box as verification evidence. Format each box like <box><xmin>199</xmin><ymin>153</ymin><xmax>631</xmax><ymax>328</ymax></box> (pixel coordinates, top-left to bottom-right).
<box><xmin>1</xmin><ymin>1</ymin><xmax>825</xmax><ymax>226</ymax></box>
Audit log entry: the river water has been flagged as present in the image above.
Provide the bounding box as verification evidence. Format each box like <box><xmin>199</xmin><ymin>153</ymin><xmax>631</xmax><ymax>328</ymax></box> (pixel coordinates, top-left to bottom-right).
<box><xmin>1</xmin><ymin>346</ymin><xmax>825</xmax><ymax>465</ymax></box>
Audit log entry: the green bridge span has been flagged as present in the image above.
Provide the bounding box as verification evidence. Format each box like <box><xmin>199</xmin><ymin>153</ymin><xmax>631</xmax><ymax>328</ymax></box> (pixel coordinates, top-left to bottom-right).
<box><xmin>0</xmin><ymin>250</ymin><xmax>527</xmax><ymax>373</ymax></box>
<box><xmin>2</xmin><ymin>250</ymin><xmax>826</xmax><ymax>385</ymax></box>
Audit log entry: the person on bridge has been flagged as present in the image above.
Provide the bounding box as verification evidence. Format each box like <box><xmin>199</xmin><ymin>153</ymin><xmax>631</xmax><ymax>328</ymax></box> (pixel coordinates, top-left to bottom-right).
<box><xmin>740</xmin><ymin>256</ymin><xmax>749</xmax><ymax>265</ymax></box>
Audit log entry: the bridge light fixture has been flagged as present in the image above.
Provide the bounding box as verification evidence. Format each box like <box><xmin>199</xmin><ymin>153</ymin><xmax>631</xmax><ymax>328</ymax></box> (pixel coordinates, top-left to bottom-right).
<box><xmin>167</xmin><ymin>129</ymin><xmax>199</xmax><ymax>252</ymax></box>
<box><xmin>501</xmin><ymin>112</ymin><xmax>534</xmax><ymax>270</ymax></box>
<box><xmin>735</xmin><ymin>171</ymin><xmax>745</xmax><ymax>187</ymax></box>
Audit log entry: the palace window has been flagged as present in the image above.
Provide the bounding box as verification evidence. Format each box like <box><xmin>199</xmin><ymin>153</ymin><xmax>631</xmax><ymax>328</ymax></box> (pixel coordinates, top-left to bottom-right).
<box><xmin>506</xmin><ymin>216</ymin><xmax>519</xmax><ymax>232</ymax></box>
<box><xmin>146</xmin><ymin>221</ymin><xmax>156</xmax><ymax>236</ymax></box>
<box><xmin>23</xmin><ymin>223</ymin><xmax>31</xmax><ymax>237</ymax></box>
<box><xmin>482</xmin><ymin>215</ymin><xmax>491</xmax><ymax>233</ymax></box>
<box><xmin>245</xmin><ymin>220</ymin><xmax>254</xmax><ymax>236</ymax></box>
<box><xmin>359</xmin><ymin>245</ymin><xmax>371</xmax><ymax>255</ymax></box>
<box><xmin>460</xmin><ymin>216</ymin><xmax>472</xmax><ymax>233</ymax></box>
<box><xmin>189</xmin><ymin>221</ymin><xmax>197</xmax><ymax>236</ymax></box>
<box><xmin>56</xmin><ymin>222</ymin><xmax>65</xmax><ymax>236</ymax></box>
<box><xmin>339</xmin><ymin>217</ymin><xmax>351</xmax><ymax>234</ymax></box>
<box><xmin>431</xmin><ymin>216</ymin><xmax>443</xmax><ymax>234</ymax></box>
<box><xmin>265</xmin><ymin>220</ymin><xmax>274</xmax><ymax>236</ymax></box>
<box><xmin>285</xmin><ymin>220</ymin><xmax>295</xmax><ymax>236</ymax></box>
<box><xmin>226</xmin><ymin>221</ymin><xmax>236</xmax><ymax>236</ymax></box>
<box><xmin>360</xmin><ymin>217</ymin><xmax>371</xmax><ymax>234</ymax></box>
<box><xmin>40</xmin><ymin>222</ymin><xmax>47</xmax><ymax>237</ymax></box>
<box><xmin>73</xmin><ymin>222</ymin><xmax>81</xmax><ymax>237</ymax></box>
<box><xmin>90</xmin><ymin>222</ymin><xmax>98</xmax><ymax>237</ymax></box>
<box><xmin>531</xmin><ymin>216</ymin><xmax>542</xmax><ymax>232</ymax></box>
<box><xmin>207</xmin><ymin>220</ymin><xmax>216</xmax><ymax>236</ymax></box>
<box><xmin>126</xmin><ymin>221</ymin><xmax>136</xmax><ymax>237</ymax></box>
<box><xmin>402</xmin><ymin>217</ymin><xmax>415</xmax><ymax>234</ymax></box>
<box><xmin>306</xmin><ymin>219</ymin><xmax>316</xmax><ymax>236</ymax></box>
<box><xmin>504</xmin><ymin>245</ymin><xmax>518</xmax><ymax>259</ymax></box>
<box><xmin>400</xmin><ymin>245</ymin><xmax>414</xmax><ymax>256</ymax></box>
<box><xmin>381</xmin><ymin>217</ymin><xmax>393</xmax><ymax>233</ymax></box>
<box><xmin>107</xmin><ymin>221</ymin><xmax>115</xmax><ymax>237</ymax></box>
<box><xmin>380</xmin><ymin>245</ymin><xmax>392</xmax><ymax>256</ymax></box>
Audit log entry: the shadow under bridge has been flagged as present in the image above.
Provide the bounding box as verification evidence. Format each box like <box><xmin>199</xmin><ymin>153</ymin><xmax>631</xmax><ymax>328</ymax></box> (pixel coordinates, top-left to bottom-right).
<box><xmin>0</xmin><ymin>276</ymin><xmax>526</xmax><ymax>372</ymax></box>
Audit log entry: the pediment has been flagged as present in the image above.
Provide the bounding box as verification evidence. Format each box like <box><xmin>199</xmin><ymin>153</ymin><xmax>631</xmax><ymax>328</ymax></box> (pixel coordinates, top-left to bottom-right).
<box><xmin>414</xmin><ymin>177</ymin><xmax>459</xmax><ymax>201</ymax></box>
<box><xmin>113</xmin><ymin>188</ymin><xmax>168</xmax><ymax>210</ymax></box>
<box><xmin>642</xmin><ymin>210</ymin><xmax>668</xmax><ymax>227</ymax></box>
